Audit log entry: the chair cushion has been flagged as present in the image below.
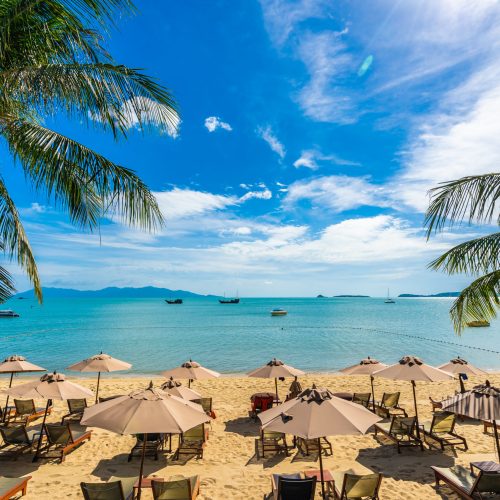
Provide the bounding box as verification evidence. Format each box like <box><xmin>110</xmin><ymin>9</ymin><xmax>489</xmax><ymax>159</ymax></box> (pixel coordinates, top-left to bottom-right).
<box><xmin>375</xmin><ymin>422</ymin><xmax>391</xmax><ymax>433</ymax></box>
<box><xmin>0</xmin><ymin>477</ymin><xmax>27</xmax><ymax>497</ymax></box>
<box><xmin>433</xmin><ymin>466</ymin><xmax>475</xmax><ymax>494</ymax></box>
<box><xmin>71</xmin><ymin>430</ymin><xmax>90</xmax><ymax>441</ymax></box>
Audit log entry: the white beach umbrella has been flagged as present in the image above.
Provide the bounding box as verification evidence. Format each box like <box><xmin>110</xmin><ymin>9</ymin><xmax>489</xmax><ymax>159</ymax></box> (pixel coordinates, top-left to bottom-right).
<box><xmin>161</xmin><ymin>377</ymin><xmax>202</xmax><ymax>401</ymax></box>
<box><xmin>437</xmin><ymin>357</ymin><xmax>487</xmax><ymax>393</ymax></box>
<box><xmin>161</xmin><ymin>360</ymin><xmax>220</xmax><ymax>388</ymax></box>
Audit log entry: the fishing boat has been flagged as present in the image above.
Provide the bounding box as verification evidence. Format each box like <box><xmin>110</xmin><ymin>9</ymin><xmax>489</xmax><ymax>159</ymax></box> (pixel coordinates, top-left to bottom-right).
<box><xmin>271</xmin><ymin>308</ymin><xmax>287</xmax><ymax>316</ymax></box>
<box><xmin>219</xmin><ymin>298</ymin><xmax>240</xmax><ymax>304</ymax></box>
<box><xmin>0</xmin><ymin>310</ymin><xmax>20</xmax><ymax>317</ymax></box>
<box><xmin>165</xmin><ymin>299</ymin><xmax>183</xmax><ymax>304</ymax></box>
<box><xmin>384</xmin><ymin>289</ymin><xmax>395</xmax><ymax>304</ymax></box>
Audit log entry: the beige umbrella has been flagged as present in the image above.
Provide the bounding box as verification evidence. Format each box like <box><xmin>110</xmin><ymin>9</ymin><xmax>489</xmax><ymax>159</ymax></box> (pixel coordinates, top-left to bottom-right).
<box><xmin>340</xmin><ymin>357</ymin><xmax>388</xmax><ymax>411</ymax></box>
<box><xmin>161</xmin><ymin>377</ymin><xmax>202</xmax><ymax>401</ymax></box>
<box><xmin>373</xmin><ymin>355</ymin><xmax>454</xmax><ymax>436</ymax></box>
<box><xmin>81</xmin><ymin>382</ymin><xmax>210</xmax><ymax>499</ymax></box>
<box><xmin>1</xmin><ymin>372</ymin><xmax>93</xmax><ymax>461</ymax></box>
<box><xmin>247</xmin><ymin>358</ymin><xmax>305</xmax><ymax>402</ymax></box>
<box><xmin>437</xmin><ymin>357</ymin><xmax>487</xmax><ymax>393</ymax></box>
<box><xmin>67</xmin><ymin>352</ymin><xmax>132</xmax><ymax>403</ymax></box>
<box><xmin>161</xmin><ymin>360</ymin><xmax>220</xmax><ymax>388</ymax></box>
<box><xmin>0</xmin><ymin>355</ymin><xmax>46</xmax><ymax>422</ymax></box>
<box><xmin>259</xmin><ymin>386</ymin><xmax>381</xmax><ymax>498</ymax></box>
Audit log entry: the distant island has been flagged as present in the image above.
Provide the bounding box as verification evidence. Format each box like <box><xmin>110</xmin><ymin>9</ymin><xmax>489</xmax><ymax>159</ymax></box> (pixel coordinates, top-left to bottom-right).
<box><xmin>334</xmin><ymin>295</ymin><xmax>370</xmax><ymax>298</ymax></box>
<box><xmin>398</xmin><ymin>292</ymin><xmax>460</xmax><ymax>298</ymax></box>
<box><xmin>13</xmin><ymin>286</ymin><xmax>218</xmax><ymax>299</ymax></box>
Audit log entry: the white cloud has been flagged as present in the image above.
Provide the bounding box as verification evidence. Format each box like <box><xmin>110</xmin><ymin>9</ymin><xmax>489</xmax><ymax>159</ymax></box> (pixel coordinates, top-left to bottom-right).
<box><xmin>257</xmin><ymin>125</ymin><xmax>286</xmax><ymax>158</ymax></box>
<box><xmin>239</xmin><ymin>188</ymin><xmax>273</xmax><ymax>202</ymax></box>
<box><xmin>293</xmin><ymin>149</ymin><xmax>359</xmax><ymax>170</ymax></box>
<box><xmin>204</xmin><ymin>116</ymin><xmax>232</xmax><ymax>132</ymax></box>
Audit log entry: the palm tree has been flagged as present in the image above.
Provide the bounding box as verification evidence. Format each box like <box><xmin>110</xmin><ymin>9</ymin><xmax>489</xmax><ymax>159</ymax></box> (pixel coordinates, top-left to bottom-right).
<box><xmin>0</xmin><ymin>0</ymin><xmax>178</xmax><ymax>303</ymax></box>
<box><xmin>425</xmin><ymin>173</ymin><xmax>500</xmax><ymax>332</ymax></box>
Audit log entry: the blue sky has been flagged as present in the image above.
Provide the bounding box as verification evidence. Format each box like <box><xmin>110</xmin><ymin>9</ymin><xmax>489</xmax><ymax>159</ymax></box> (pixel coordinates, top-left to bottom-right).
<box><xmin>3</xmin><ymin>0</ymin><xmax>500</xmax><ymax>296</ymax></box>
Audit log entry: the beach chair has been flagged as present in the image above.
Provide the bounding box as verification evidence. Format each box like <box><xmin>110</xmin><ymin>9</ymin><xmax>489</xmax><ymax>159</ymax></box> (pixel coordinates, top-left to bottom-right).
<box><xmin>429</xmin><ymin>396</ymin><xmax>443</xmax><ymax>413</ymax></box>
<box><xmin>174</xmin><ymin>424</ymin><xmax>208</xmax><ymax>460</ymax></box>
<box><xmin>374</xmin><ymin>416</ymin><xmax>423</xmax><ymax>453</ymax></box>
<box><xmin>8</xmin><ymin>399</ymin><xmax>52</xmax><ymax>425</ymax></box>
<box><xmin>482</xmin><ymin>419</ymin><xmax>500</xmax><ymax>435</ymax></box>
<box><xmin>331</xmin><ymin>471</ymin><xmax>382</xmax><ymax>499</ymax></box>
<box><xmin>271</xmin><ymin>473</ymin><xmax>316</xmax><ymax>500</ymax></box>
<box><xmin>296</xmin><ymin>436</ymin><xmax>333</xmax><ymax>456</ymax></box>
<box><xmin>0</xmin><ymin>476</ymin><xmax>31</xmax><ymax>500</ymax></box>
<box><xmin>61</xmin><ymin>398</ymin><xmax>87</xmax><ymax>424</ymax></box>
<box><xmin>151</xmin><ymin>476</ymin><xmax>200</xmax><ymax>499</ymax></box>
<box><xmin>128</xmin><ymin>433</ymin><xmax>163</xmax><ymax>461</ymax></box>
<box><xmin>250</xmin><ymin>394</ymin><xmax>274</xmax><ymax>420</ymax></box>
<box><xmin>260</xmin><ymin>430</ymin><xmax>289</xmax><ymax>458</ymax></box>
<box><xmin>199</xmin><ymin>398</ymin><xmax>215</xmax><ymax>418</ymax></box>
<box><xmin>38</xmin><ymin>423</ymin><xmax>92</xmax><ymax>462</ymax></box>
<box><xmin>373</xmin><ymin>392</ymin><xmax>407</xmax><ymax>419</ymax></box>
<box><xmin>419</xmin><ymin>412</ymin><xmax>467</xmax><ymax>451</ymax></box>
<box><xmin>352</xmin><ymin>393</ymin><xmax>372</xmax><ymax>409</ymax></box>
<box><xmin>431</xmin><ymin>465</ymin><xmax>500</xmax><ymax>499</ymax></box>
<box><xmin>0</xmin><ymin>425</ymin><xmax>40</xmax><ymax>459</ymax></box>
<box><xmin>80</xmin><ymin>476</ymin><xmax>137</xmax><ymax>500</ymax></box>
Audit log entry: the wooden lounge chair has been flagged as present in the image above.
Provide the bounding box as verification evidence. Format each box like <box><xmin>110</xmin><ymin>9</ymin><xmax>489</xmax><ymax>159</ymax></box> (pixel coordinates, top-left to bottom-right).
<box><xmin>249</xmin><ymin>394</ymin><xmax>274</xmax><ymax>420</ymax></box>
<box><xmin>271</xmin><ymin>473</ymin><xmax>316</xmax><ymax>500</ymax></box>
<box><xmin>431</xmin><ymin>465</ymin><xmax>500</xmax><ymax>499</ymax></box>
<box><xmin>419</xmin><ymin>412</ymin><xmax>467</xmax><ymax>451</ymax></box>
<box><xmin>7</xmin><ymin>399</ymin><xmax>52</xmax><ymax>425</ymax></box>
<box><xmin>331</xmin><ymin>471</ymin><xmax>382</xmax><ymax>499</ymax></box>
<box><xmin>0</xmin><ymin>425</ymin><xmax>40</xmax><ymax>459</ymax></box>
<box><xmin>199</xmin><ymin>398</ymin><xmax>215</xmax><ymax>418</ymax></box>
<box><xmin>429</xmin><ymin>396</ymin><xmax>443</xmax><ymax>413</ymax></box>
<box><xmin>482</xmin><ymin>419</ymin><xmax>500</xmax><ymax>435</ymax></box>
<box><xmin>0</xmin><ymin>476</ymin><xmax>31</xmax><ymax>500</ymax></box>
<box><xmin>297</xmin><ymin>437</ymin><xmax>333</xmax><ymax>456</ymax></box>
<box><xmin>128</xmin><ymin>433</ymin><xmax>163</xmax><ymax>461</ymax></box>
<box><xmin>374</xmin><ymin>416</ymin><xmax>423</xmax><ymax>453</ymax></box>
<box><xmin>260</xmin><ymin>430</ymin><xmax>289</xmax><ymax>458</ymax></box>
<box><xmin>174</xmin><ymin>424</ymin><xmax>208</xmax><ymax>460</ymax></box>
<box><xmin>37</xmin><ymin>423</ymin><xmax>92</xmax><ymax>462</ymax></box>
<box><xmin>352</xmin><ymin>393</ymin><xmax>371</xmax><ymax>409</ymax></box>
<box><xmin>151</xmin><ymin>476</ymin><xmax>200</xmax><ymax>499</ymax></box>
<box><xmin>80</xmin><ymin>476</ymin><xmax>137</xmax><ymax>500</ymax></box>
<box><xmin>61</xmin><ymin>399</ymin><xmax>87</xmax><ymax>424</ymax></box>
<box><xmin>373</xmin><ymin>392</ymin><xmax>407</xmax><ymax>419</ymax></box>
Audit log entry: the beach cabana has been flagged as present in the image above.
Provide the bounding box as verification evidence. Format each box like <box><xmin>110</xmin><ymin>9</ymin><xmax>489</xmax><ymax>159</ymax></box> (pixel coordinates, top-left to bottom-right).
<box><xmin>161</xmin><ymin>360</ymin><xmax>220</xmax><ymax>388</ymax></box>
<box><xmin>81</xmin><ymin>382</ymin><xmax>210</xmax><ymax>499</ymax></box>
<box><xmin>0</xmin><ymin>355</ymin><xmax>45</xmax><ymax>422</ymax></box>
<box><xmin>437</xmin><ymin>357</ymin><xmax>486</xmax><ymax>393</ymax></box>
<box><xmin>259</xmin><ymin>386</ymin><xmax>381</xmax><ymax>498</ymax></box>
<box><xmin>161</xmin><ymin>377</ymin><xmax>202</xmax><ymax>401</ymax></box>
<box><xmin>67</xmin><ymin>352</ymin><xmax>131</xmax><ymax>403</ymax></box>
<box><xmin>247</xmin><ymin>358</ymin><xmax>305</xmax><ymax>403</ymax></box>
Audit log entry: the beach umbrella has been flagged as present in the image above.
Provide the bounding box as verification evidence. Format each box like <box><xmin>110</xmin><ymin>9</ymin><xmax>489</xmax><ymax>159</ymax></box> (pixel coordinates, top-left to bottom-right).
<box><xmin>340</xmin><ymin>357</ymin><xmax>388</xmax><ymax>411</ymax></box>
<box><xmin>441</xmin><ymin>381</ymin><xmax>500</xmax><ymax>461</ymax></box>
<box><xmin>81</xmin><ymin>382</ymin><xmax>210</xmax><ymax>499</ymax></box>
<box><xmin>67</xmin><ymin>352</ymin><xmax>132</xmax><ymax>404</ymax></box>
<box><xmin>161</xmin><ymin>377</ymin><xmax>202</xmax><ymax>401</ymax></box>
<box><xmin>247</xmin><ymin>358</ymin><xmax>305</xmax><ymax>402</ymax></box>
<box><xmin>161</xmin><ymin>360</ymin><xmax>220</xmax><ymax>388</ymax></box>
<box><xmin>1</xmin><ymin>372</ymin><xmax>93</xmax><ymax>461</ymax></box>
<box><xmin>259</xmin><ymin>386</ymin><xmax>381</xmax><ymax>498</ymax></box>
<box><xmin>373</xmin><ymin>355</ymin><xmax>454</xmax><ymax>437</ymax></box>
<box><xmin>437</xmin><ymin>357</ymin><xmax>487</xmax><ymax>393</ymax></box>
<box><xmin>0</xmin><ymin>355</ymin><xmax>46</xmax><ymax>422</ymax></box>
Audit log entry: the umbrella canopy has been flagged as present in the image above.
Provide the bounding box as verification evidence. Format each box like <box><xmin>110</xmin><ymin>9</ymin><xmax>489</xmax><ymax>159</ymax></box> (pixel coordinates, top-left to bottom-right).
<box><xmin>161</xmin><ymin>378</ymin><xmax>202</xmax><ymax>401</ymax></box>
<box><xmin>339</xmin><ymin>357</ymin><xmax>387</xmax><ymax>376</ymax></box>
<box><xmin>161</xmin><ymin>360</ymin><xmax>220</xmax><ymax>387</ymax></box>
<box><xmin>438</xmin><ymin>357</ymin><xmax>486</xmax><ymax>393</ymax></box>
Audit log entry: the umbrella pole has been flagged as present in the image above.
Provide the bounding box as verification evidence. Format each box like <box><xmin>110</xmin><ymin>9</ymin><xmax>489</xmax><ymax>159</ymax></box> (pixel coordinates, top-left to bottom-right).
<box><xmin>459</xmin><ymin>374</ymin><xmax>466</xmax><ymax>394</ymax></box>
<box><xmin>411</xmin><ymin>380</ymin><xmax>420</xmax><ymax>439</ymax></box>
<box><xmin>188</xmin><ymin>379</ymin><xmax>191</xmax><ymax>388</ymax></box>
<box><xmin>317</xmin><ymin>437</ymin><xmax>326</xmax><ymax>498</ymax></box>
<box><xmin>275</xmin><ymin>378</ymin><xmax>279</xmax><ymax>404</ymax></box>
<box><xmin>137</xmin><ymin>432</ymin><xmax>147</xmax><ymax>500</ymax></box>
<box><xmin>494</xmin><ymin>420</ymin><xmax>500</xmax><ymax>463</ymax></box>
<box><xmin>95</xmin><ymin>372</ymin><xmax>101</xmax><ymax>404</ymax></box>
<box><xmin>370</xmin><ymin>375</ymin><xmax>376</xmax><ymax>412</ymax></box>
<box><xmin>3</xmin><ymin>372</ymin><xmax>14</xmax><ymax>422</ymax></box>
<box><xmin>33</xmin><ymin>399</ymin><xmax>51</xmax><ymax>462</ymax></box>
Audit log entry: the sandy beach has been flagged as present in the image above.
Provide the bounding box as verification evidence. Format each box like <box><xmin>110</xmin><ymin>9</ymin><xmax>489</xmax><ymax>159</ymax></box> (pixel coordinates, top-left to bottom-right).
<box><xmin>2</xmin><ymin>372</ymin><xmax>500</xmax><ymax>499</ymax></box>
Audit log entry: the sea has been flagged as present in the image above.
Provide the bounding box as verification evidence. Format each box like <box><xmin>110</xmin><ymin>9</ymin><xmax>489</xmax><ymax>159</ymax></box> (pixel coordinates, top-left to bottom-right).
<box><xmin>1</xmin><ymin>297</ymin><xmax>500</xmax><ymax>375</ymax></box>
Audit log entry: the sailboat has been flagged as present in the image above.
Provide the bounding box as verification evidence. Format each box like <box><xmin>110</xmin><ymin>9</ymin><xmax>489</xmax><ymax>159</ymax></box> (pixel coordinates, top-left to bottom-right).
<box><xmin>219</xmin><ymin>290</ymin><xmax>240</xmax><ymax>304</ymax></box>
<box><xmin>384</xmin><ymin>289</ymin><xmax>395</xmax><ymax>304</ymax></box>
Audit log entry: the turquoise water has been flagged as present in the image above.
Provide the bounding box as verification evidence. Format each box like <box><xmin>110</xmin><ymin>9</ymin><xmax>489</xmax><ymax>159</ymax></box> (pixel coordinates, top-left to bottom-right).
<box><xmin>1</xmin><ymin>297</ymin><xmax>500</xmax><ymax>374</ymax></box>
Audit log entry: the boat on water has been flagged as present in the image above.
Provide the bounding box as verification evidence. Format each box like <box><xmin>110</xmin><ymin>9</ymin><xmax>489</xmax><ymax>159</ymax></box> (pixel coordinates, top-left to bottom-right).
<box><xmin>466</xmin><ymin>320</ymin><xmax>490</xmax><ymax>327</ymax></box>
<box><xmin>219</xmin><ymin>298</ymin><xmax>240</xmax><ymax>304</ymax></box>
<box><xmin>384</xmin><ymin>289</ymin><xmax>395</xmax><ymax>304</ymax></box>
<box><xmin>165</xmin><ymin>299</ymin><xmax>183</xmax><ymax>304</ymax></box>
<box><xmin>0</xmin><ymin>310</ymin><xmax>20</xmax><ymax>317</ymax></box>
<box><xmin>271</xmin><ymin>308</ymin><xmax>287</xmax><ymax>316</ymax></box>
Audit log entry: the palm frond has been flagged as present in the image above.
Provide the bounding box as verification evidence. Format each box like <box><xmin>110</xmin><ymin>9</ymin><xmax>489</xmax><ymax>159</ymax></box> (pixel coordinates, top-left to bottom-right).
<box><xmin>0</xmin><ymin>178</ymin><xmax>41</xmax><ymax>301</ymax></box>
<box><xmin>425</xmin><ymin>173</ymin><xmax>500</xmax><ymax>236</ymax></box>
<box><xmin>0</xmin><ymin>264</ymin><xmax>15</xmax><ymax>303</ymax></box>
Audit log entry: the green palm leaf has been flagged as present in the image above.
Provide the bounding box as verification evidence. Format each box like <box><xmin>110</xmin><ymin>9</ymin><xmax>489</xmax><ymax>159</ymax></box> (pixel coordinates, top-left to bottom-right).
<box><xmin>0</xmin><ymin>242</ymin><xmax>16</xmax><ymax>303</ymax></box>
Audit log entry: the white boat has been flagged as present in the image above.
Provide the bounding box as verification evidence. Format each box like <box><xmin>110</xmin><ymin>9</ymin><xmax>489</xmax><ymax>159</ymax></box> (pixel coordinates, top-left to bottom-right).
<box><xmin>271</xmin><ymin>308</ymin><xmax>287</xmax><ymax>316</ymax></box>
<box><xmin>384</xmin><ymin>289</ymin><xmax>395</xmax><ymax>304</ymax></box>
<box><xmin>0</xmin><ymin>310</ymin><xmax>20</xmax><ymax>317</ymax></box>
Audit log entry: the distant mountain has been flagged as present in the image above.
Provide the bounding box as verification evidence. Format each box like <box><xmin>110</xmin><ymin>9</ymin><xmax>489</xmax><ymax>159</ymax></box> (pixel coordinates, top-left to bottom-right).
<box><xmin>398</xmin><ymin>292</ymin><xmax>460</xmax><ymax>298</ymax></box>
<box><xmin>14</xmin><ymin>286</ymin><xmax>219</xmax><ymax>299</ymax></box>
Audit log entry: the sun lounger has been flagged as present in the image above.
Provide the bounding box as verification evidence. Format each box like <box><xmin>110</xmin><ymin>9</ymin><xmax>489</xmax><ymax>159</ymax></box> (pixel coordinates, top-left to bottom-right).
<box><xmin>37</xmin><ymin>423</ymin><xmax>92</xmax><ymax>462</ymax></box>
<box><xmin>151</xmin><ymin>475</ymin><xmax>200</xmax><ymax>499</ymax></box>
<box><xmin>482</xmin><ymin>419</ymin><xmax>500</xmax><ymax>434</ymax></box>
<box><xmin>260</xmin><ymin>430</ymin><xmax>289</xmax><ymax>458</ymax></box>
<box><xmin>61</xmin><ymin>398</ymin><xmax>87</xmax><ymax>424</ymax></box>
<box><xmin>429</xmin><ymin>396</ymin><xmax>443</xmax><ymax>412</ymax></box>
<box><xmin>431</xmin><ymin>465</ymin><xmax>500</xmax><ymax>499</ymax></box>
<box><xmin>331</xmin><ymin>471</ymin><xmax>382</xmax><ymax>499</ymax></box>
<box><xmin>352</xmin><ymin>393</ymin><xmax>371</xmax><ymax>409</ymax></box>
<box><xmin>174</xmin><ymin>424</ymin><xmax>208</xmax><ymax>460</ymax></box>
<box><xmin>199</xmin><ymin>398</ymin><xmax>215</xmax><ymax>418</ymax></box>
<box><xmin>419</xmin><ymin>412</ymin><xmax>467</xmax><ymax>451</ymax></box>
<box><xmin>0</xmin><ymin>425</ymin><xmax>40</xmax><ymax>459</ymax></box>
<box><xmin>81</xmin><ymin>476</ymin><xmax>137</xmax><ymax>500</ymax></box>
<box><xmin>296</xmin><ymin>437</ymin><xmax>333</xmax><ymax>456</ymax></box>
<box><xmin>0</xmin><ymin>476</ymin><xmax>31</xmax><ymax>500</ymax></box>
<box><xmin>374</xmin><ymin>416</ymin><xmax>423</xmax><ymax>453</ymax></box>
<box><xmin>249</xmin><ymin>393</ymin><xmax>274</xmax><ymax>420</ymax></box>
<box><xmin>7</xmin><ymin>399</ymin><xmax>52</xmax><ymax>425</ymax></box>
<box><xmin>271</xmin><ymin>473</ymin><xmax>316</xmax><ymax>500</ymax></box>
<box><xmin>373</xmin><ymin>392</ymin><xmax>407</xmax><ymax>419</ymax></box>
<box><xmin>128</xmin><ymin>433</ymin><xmax>163</xmax><ymax>461</ymax></box>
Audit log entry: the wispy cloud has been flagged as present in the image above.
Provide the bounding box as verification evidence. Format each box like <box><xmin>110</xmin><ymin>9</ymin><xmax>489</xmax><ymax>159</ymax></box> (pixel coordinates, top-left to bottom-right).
<box><xmin>240</xmin><ymin>188</ymin><xmax>273</xmax><ymax>202</ymax></box>
<box><xmin>293</xmin><ymin>149</ymin><xmax>360</xmax><ymax>170</ymax></box>
<box><xmin>257</xmin><ymin>125</ymin><xmax>286</xmax><ymax>158</ymax></box>
<box><xmin>204</xmin><ymin>116</ymin><xmax>232</xmax><ymax>132</ymax></box>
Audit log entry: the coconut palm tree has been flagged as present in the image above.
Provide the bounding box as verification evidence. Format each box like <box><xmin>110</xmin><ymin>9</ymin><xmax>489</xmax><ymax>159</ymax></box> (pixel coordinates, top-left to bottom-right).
<box><xmin>0</xmin><ymin>0</ymin><xmax>178</xmax><ymax>303</ymax></box>
<box><xmin>425</xmin><ymin>173</ymin><xmax>500</xmax><ymax>332</ymax></box>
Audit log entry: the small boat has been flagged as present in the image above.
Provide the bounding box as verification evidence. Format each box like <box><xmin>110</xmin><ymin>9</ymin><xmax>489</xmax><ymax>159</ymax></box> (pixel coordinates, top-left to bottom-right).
<box><xmin>0</xmin><ymin>310</ymin><xmax>20</xmax><ymax>317</ymax></box>
<box><xmin>466</xmin><ymin>320</ymin><xmax>490</xmax><ymax>327</ymax></box>
<box><xmin>384</xmin><ymin>289</ymin><xmax>395</xmax><ymax>304</ymax></box>
<box><xmin>219</xmin><ymin>298</ymin><xmax>240</xmax><ymax>304</ymax></box>
<box><xmin>271</xmin><ymin>308</ymin><xmax>287</xmax><ymax>316</ymax></box>
<box><xmin>165</xmin><ymin>299</ymin><xmax>183</xmax><ymax>304</ymax></box>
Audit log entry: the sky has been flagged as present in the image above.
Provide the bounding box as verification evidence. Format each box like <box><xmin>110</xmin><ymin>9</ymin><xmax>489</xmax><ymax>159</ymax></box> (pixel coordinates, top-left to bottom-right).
<box><xmin>2</xmin><ymin>0</ymin><xmax>500</xmax><ymax>297</ymax></box>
